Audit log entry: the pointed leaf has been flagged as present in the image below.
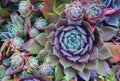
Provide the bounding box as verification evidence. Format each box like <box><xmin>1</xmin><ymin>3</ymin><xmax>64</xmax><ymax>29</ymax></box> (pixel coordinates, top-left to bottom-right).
<box><xmin>55</xmin><ymin>64</ymin><xmax>64</xmax><ymax>81</ymax></box>
<box><xmin>22</xmin><ymin>39</ymin><xmax>43</xmax><ymax>54</ymax></box>
<box><xmin>100</xmin><ymin>27</ymin><xmax>117</xmax><ymax>41</ymax></box>
<box><xmin>86</xmin><ymin>59</ymin><xmax>98</xmax><ymax>70</ymax></box>
<box><xmin>64</xmin><ymin>67</ymin><xmax>76</xmax><ymax>80</ymax></box>
<box><xmin>72</xmin><ymin>63</ymin><xmax>86</xmax><ymax>72</ymax></box>
<box><xmin>54</xmin><ymin>4</ymin><xmax>65</xmax><ymax>16</ymax></box>
<box><xmin>35</xmin><ymin>33</ymin><xmax>47</xmax><ymax>46</ymax></box>
<box><xmin>105</xmin><ymin>43</ymin><xmax>120</xmax><ymax>63</ymax></box>
<box><xmin>46</xmin><ymin>55</ymin><xmax>59</xmax><ymax>66</ymax></box>
<box><xmin>59</xmin><ymin>58</ymin><xmax>73</xmax><ymax>69</ymax></box>
<box><xmin>96</xmin><ymin>60</ymin><xmax>113</xmax><ymax>76</ymax></box>
<box><xmin>78</xmin><ymin>69</ymin><xmax>91</xmax><ymax>81</ymax></box>
<box><xmin>44</xmin><ymin>13</ymin><xmax>58</xmax><ymax>24</ymax></box>
<box><xmin>45</xmin><ymin>42</ymin><xmax>53</xmax><ymax>55</ymax></box>
<box><xmin>98</xmin><ymin>45</ymin><xmax>112</xmax><ymax>60</ymax></box>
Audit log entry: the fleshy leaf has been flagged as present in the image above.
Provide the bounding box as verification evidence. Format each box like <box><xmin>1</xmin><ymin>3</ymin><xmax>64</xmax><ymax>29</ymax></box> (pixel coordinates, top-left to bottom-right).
<box><xmin>54</xmin><ymin>4</ymin><xmax>65</xmax><ymax>16</ymax></box>
<box><xmin>55</xmin><ymin>64</ymin><xmax>64</xmax><ymax>81</ymax></box>
<box><xmin>59</xmin><ymin>58</ymin><xmax>73</xmax><ymax>69</ymax></box>
<box><xmin>96</xmin><ymin>60</ymin><xmax>113</xmax><ymax>76</ymax></box>
<box><xmin>78</xmin><ymin>69</ymin><xmax>90</xmax><ymax>81</ymax></box>
<box><xmin>100</xmin><ymin>26</ymin><xmax>117</xmax><ymax>41</ymax></box>
<box><xmin>35</xmin><ymin>33</ymin><xmax>47</xmax><ymax>46</ymax></box>
<box><xmin>105</xmin><ymin>43</ymin><xmax>120</xmax><ymax>63</ymax></box>
<box><xmin>86</xmin><ymin>59</ymin><xmax>98</xmax><ymax>70</ymax></box>
<box><xmin>46</xmin><ymin>55</ymin><xmax>59</xmax><ymax>66</ymax></box>
<box><xmin>98</xmin><ymin>45</ymin><xmax>112</xmax><ymax>60</ymax></box>
<box><xmin>43</xmin><ymin>0</ymin><xmax>53</xmax><ymax>14</ymax></box>
<box><xmin>45</xmin><ymin>42</ymin><xmax>53</xmax><ymax>55</ymax></box>
<box><xmin>22</xmin><ymin>39</ymin><xmax>43</xmax><ymax>54</ymax></box>
<box><xmin>64</xmin><ymin>67</ymin><xmax>76</xmax><ymax>80</ymax></box>
<box><xmin>0</xmin><ymin>65</ymin><xmax>5</xmax><ymax>78</ymax></box>
<box><xmin>44</xmin><ymin>13</ymin><xmax>58</xmax><ymax>24</ymax></box>
<box><xmin>0</xmin><ymin>9</ymin><xmax>9</xmax><ymax>18</ymax></box>
<box><xmin>72</xmin><ymin>63</ymin><xmax>86</xmax><ymax>72</ymax></box>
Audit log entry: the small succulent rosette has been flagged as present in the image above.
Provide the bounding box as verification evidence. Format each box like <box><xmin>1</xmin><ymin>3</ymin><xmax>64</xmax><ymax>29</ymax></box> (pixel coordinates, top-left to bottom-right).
<box><xmin>34</xmin><ymin>17</ymin><xmax>48</xmax><ymax>30</ymax></box>
<box><xmin>64</xmin><ymin>1</ymin><xmax>84</xmax><ymax>21</ymax></box>
<box><xmin>39</xmin><ymin>62</ymin><xmax>53</xmax><ymax>75</ymax></box>
<box><xmin>84</xmin><ymin>2</ymin><xmax>105</xmax><ymax>24</ymax></box>
<box><xmin>39</xmin><ymin>18</ymin><xmax>113</xmax><ymax>81</ymax></box>
<box><xmin>18</xmin><ymin>0</ymin><xmax>32</xmax><ymax>17</ymax></box>
<box><xmin>28</xmin><ymin>28</ymin><xmax>40</xmax><ymax>38</ymax></box>
<box><xmin>26</xmin><ymin>56</ymin><xmax>39</xmax><ymax>71</ymax></box>
<box><xmin>10</xmin><ymin>53</ymin><xmax>24</xmax><ymax>73</ymax></box>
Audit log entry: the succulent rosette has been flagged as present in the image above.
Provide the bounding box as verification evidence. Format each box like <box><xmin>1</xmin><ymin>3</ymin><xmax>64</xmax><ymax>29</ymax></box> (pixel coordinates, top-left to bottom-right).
<box><xmin>43</xmin><ymin>19</ymin><xmax>112</xmax><ymax>81</ymax></box>
<box><xmin>18</xmin><ymin>0</ymin><xmax>32</xmax><ymax>17</ymax></box>
<box><xmin>10</xmin><ymin>53</ymin><xmax>24</xmax><ymax>73</ymax></box>
<box><xmin>64</xmin><ymin>1</ymin><xmax>84</xmax><ymax>21</ymax></box>
<box><xmin>27</xmin><ymin>56</ymin><xmax>39</xmax><ymax>70</ymax></box>
<box><xmin>84</xmin><ymin>2</ymin><xmax>105</xmax><ymax>24</ymax></box>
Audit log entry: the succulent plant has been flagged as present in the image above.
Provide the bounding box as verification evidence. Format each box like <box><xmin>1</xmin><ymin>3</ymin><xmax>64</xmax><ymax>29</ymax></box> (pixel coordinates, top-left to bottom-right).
<box><xmin>28</xmin><ymin>28</ymin><xmax>40</xmax><ymax>38</ymax></box>
<box><xmin>12</xmin><ymin>37</ymin><xmax>24</xmax><ymax>49</ymax></box>
<box><xmin>0</xmin><ymin>14</ymin><xmax>24</xmax><ymax>40</ymax></box>
<box><xmin>37</xmin><ymin>2</ymin><xmax>44</xmax><ymax>11</ymax></box>
<box><xmin>42</xmin><ymin>19</ymin><xmax>113</xmax><ymax>81</ymax></box>
<box><xmin>64</xmin><ymin>1</ymin><xmax>84</xmax><ymax>21</ymax></box>
<box><xmin>84</xmin><ymin>2</ymin><xmax>105</xmax><ymax>24</ymax></box>
<box><xmin>18</xmin><ymin>0</ymin><xmax>32</xmax><ymax>17</ymax></box>
<box><xmin>39</xmin><ymin>62</ymin><xmax>53</xmax><ymax>75</ymax></box>
<box><xmin>10</xmin><ymin>53</ymin><xmax>24</xmax><ymax>70</ymax></box>
<box><xmin>34</xmin><ymin>17</ymin><xmax>47</xmax><ymax>30</ymax></box>
<box><xmin>27</xmin><ymin>56</ymin><xmax>39</xmax><ymax>70</ymax></box>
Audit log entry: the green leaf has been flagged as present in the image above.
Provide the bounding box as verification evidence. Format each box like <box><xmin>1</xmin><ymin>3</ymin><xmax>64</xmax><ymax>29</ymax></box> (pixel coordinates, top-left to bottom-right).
<box><xmin>35</xmin><ymin>33</ymin><xmax>47</xmax><ymax>46</ymax></box>
<box><xmin>64</xmin><ymin>67</ymin><xmax>76</xmax><ymax>80</ymax></box>
<box><xmin>0</xmin><ymin>65</ymin><xmax>5</xmax><ymax>78</ymax></box>
<box><xmin>22</xmin><ymin>39</ymin><xmax>43</xmax><ymax>54</ymax></box>
<box><xmin>59</xmin><ymin>58</ymin><xmax>73</xmax><ymax>69</ymax></box>
<box><xmin>44</xmin><ymin>13</ymin><xmax>58</xmax><ymax>24</ymax></box>
<box><xmin>72</xmin><ymin>63</ymin><xmax>86</xmax><ymax>72</ymax></box>
<box><xmin>96</xmin><ymin>60</ymin><xmax>113</xmax><ymax>76</ymax></box>
<box><xmin>55</xmin><ymin>64</ymin><xmax>64</xmax><ymax>81</ymax></box>
<box><xmin>78</xmin><ymin>69</ymin><xmax>90</xmax><ymax>81</ymax></box>
<box><xmin>53</xmin><ymin>0</ymin><xmax>62</xmax><ymax>10</ymax></box>
<box><xmin>46</xmin><ymin>55</ymin><xmax>59</xmax><ymax>66</ymax></box>
<box><xmin>86</xmin><ymin>59</ymin><xmax>98</xmax><ymax>70</ymax></box>
<box><xmin>105</xmin><ymin>75</ymin><xmax>116</xmax><ymax>81</ymax></box>
<box><xmin>45</xmin><ymin>42</ymin><xmax>53</xmax><ymax>54</ymax></box>
<box><xmin>54</xmin><ymin>4</ymin><xmax>65</xmax><ymax>16</ymax></box>
<box><xmin>100</xmin><ymin>26</ymin><xmax>117</xmax><ymax>41</ymax></box>
<box><xmin>0</xmin><ymin>9</ymin><xmax>9</xmax><ymax>18</ymax></box>
<box><xmin>98</xmin><ymin>45</ymin><xmax>112</xmax><ymax>60</ymax></box>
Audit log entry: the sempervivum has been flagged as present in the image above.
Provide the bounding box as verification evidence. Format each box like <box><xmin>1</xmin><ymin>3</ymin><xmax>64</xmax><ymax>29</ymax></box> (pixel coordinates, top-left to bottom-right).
<box><xmin>84</xmin><ymin>2</ymin><xmax>105</xmax><ymax>24</ymax></box>
<box><xmin>18</xmin><ymin>0</ymin><xmax>32</xmax><ymax>17</ymax></box>
<box><xmin>10</xmin><ymin>53</ymin><xmax>24</xmax><ymax>73</ymax></box>
<box><xmin>64</xmin><ymin>1</ymin><xmax>84</xmax><ymax>21</ymax></box>
<box><xmin>39</xmin><ymin>62</ymin><xmax>53</xmax><ymax>75</ymax></box>
<box><xmin>43</xmin><ymin>19</ymin><xmax>112</xmax><ymax>81</ymax></box>
<box><xmin>34</xmin><ymin>17</ymin><xmax>48</xmax><ymax>30</ymax></box>
<box><xmin>27</xmin><ymin>56</ymin><xmax>39</xmax><ymax>70</ymax></box>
